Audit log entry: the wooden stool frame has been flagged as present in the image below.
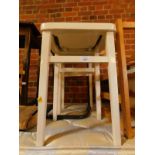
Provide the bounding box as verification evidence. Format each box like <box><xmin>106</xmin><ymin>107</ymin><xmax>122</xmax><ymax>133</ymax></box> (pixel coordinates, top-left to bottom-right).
<box><xmin>52</xmin><ymin>62</ymin><xmax>94</xmax><ymax>120</ymax></box>
<box><xmin>36</xmin><ymin>22</ymin><xmax>121</xmax><ymax>147</ymax></box>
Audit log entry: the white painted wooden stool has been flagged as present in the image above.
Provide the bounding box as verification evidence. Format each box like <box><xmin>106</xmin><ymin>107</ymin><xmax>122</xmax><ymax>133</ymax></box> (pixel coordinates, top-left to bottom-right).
<box><xmin>36</xmin><ymin>22</ymin><xmax>121</xmax><ymax>147</ymax></box>
<box><xmin>53</xmin><ymin>62</ymin><xmax>94</xmax><ymax>120</ymax></box>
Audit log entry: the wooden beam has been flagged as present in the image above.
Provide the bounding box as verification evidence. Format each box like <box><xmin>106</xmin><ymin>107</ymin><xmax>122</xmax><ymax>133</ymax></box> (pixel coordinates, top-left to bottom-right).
<box><xmin>60</xmin><ymin>68</ymin><xmax>95</xmax><ymax>73</ymax></box>
<box><xmin>49</xmin><ymin>56</ymin><xmax>109</xmax><ymax>63</ymax></box>
<box><xmin>63</xmin><ymin>73</ymin><xmax>92</xmax><ymax>77</ymax></box>
<box><xmin>116</xmin><ymin>19</ymin><xmax>133</xmax><ymax>138</ymax></box>
<box><xmin>95</xmin><ymin>61</ymin><xmax>102</xmax><ymax>120</ymax></box>
<box><xmin>53</xmin><ymin>64</ymin><xmax>59</xmax><ymax>121</ymax></box>
<box><xmin>41</xmin><ymin>22</ymin><xmax>116</xmax><ymax>32</ymax></box>
<box><xmin>53</xmin><ymin>50</ymin><xmax>95</xmax><ymax>56</ymax></box>
<box><xmin>36</xmin><ymin>31</ymin><xmax>51</xmax><ymax>146</ymax></box>
<box><xmin>106</xmin><ymin>31</ymin><xmax>121</xmax><ymax>146</ymax></box>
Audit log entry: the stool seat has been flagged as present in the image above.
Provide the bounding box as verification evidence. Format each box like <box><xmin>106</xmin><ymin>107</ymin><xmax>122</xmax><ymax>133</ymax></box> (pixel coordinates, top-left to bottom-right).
<box><xmin>41</xmin><ymin>22</ymin><xmax>116</xmax><ymax>31</ymax></box>
<box><xmin>42</xmin><ymin>22</ymin><xmax>115</xmax><ymax>56</ymax></box>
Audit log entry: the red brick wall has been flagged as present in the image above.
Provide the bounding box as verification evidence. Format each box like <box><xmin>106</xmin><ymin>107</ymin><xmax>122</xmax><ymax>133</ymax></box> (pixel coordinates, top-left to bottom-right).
<box><xmin>19</xmin><ymin>0</ymin><xmax>135</xmax><ymax>103</ymax></box>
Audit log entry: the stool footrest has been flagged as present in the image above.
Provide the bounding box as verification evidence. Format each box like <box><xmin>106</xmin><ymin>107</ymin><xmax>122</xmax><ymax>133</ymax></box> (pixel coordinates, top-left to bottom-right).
<box><xmin>60</xmin><ymin>68</ymin><xmax>95</xmax><ymax>73</ymax></box>
<box><xmin>49</xmin><ymin>56</ymin><xmax>109</xmax><ymax>63</ymax></box>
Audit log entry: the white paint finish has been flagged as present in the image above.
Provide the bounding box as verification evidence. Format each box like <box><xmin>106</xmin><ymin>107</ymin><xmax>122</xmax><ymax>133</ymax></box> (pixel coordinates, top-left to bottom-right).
<box><xmin>59</xmin><ymin>63</ymin><xmax>65</xmax><ymax>111</ymax></box>
<box><xmin>55</xmin><ymin>33</ymin><xmax>101</xmax><ymax>49</ymax></box>
<box><xmin>63</xmin><ymin>73</ymin><xmax>93</xmax><ymax>77</ymax></box>
<box><xmin>41</xmin><ymin>22</ymin><xmax>116</xmax><ymax>32</ymax></box>
<box><xmin>106</xmin><ymin>32</ymin><xmax>121</xmax><ymax>146</ymax></box>
<box><xmin>80</xmin><ymin>56</ymin><xmax>91</xmax><ymax>62</ymax></box>
<box><xmin>49</xmin><ymin>56</ymin><xmax>109</xmax><ymax>63</ymax></box>
<box><xmin>37</xmin><ymin>22</ymin><xmax>121</xmax><ymax>147</ymax></box>
<box><xmin>50</xmin><ymin>35</ymin><xmax>96</xmax><ymax>56</ymax></box>
<box><xmin>53</xmin><ymin>64</ymin><xmax>59</xmax><ymax>121</ymax></box>
<box><xmin>50</xmin><ymin>32</ymin><xmax>105</xmax><ymax>56</ymax></box>
<box><xmin>36</xmin><ymin>31</ymin><xmax>51</xmax><ymax>146</ymax></box>
<box><xmin>88</xmin><ymin>63</ymin><xmax>93</xmax><ymax>109</ymax></box>
<box><xmin>61</xmin><ymin>69</ymin><xmax>65</xmax><ymax>110</ymax></box>
<box><xmin>94</xmin><ymin>52</ymin><xmax>102</xmax><ymax>121</ymax></box>
<box><xmin>57</xmin><ymin>63</ymin><xmax>61</xmax><ymax>115</ymax></box>
<box><xmin>60</xmin><ymin>68</ymin><xmax>95</xmax><ymax>73</ymax></box>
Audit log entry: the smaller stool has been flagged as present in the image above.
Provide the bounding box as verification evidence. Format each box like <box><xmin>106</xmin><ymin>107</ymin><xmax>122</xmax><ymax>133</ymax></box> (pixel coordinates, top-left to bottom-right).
<box><xmin>52</xmin><ymin>62</ymin><xmax>94</xmax><ymax>121</ymax></box>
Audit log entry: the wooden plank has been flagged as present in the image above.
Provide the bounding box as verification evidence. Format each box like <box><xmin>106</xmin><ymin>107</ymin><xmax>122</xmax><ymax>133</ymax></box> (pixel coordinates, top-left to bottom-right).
<box><xmin>88</xmin><ymin>63</ymin><xmax>94</xmax><ymax>109</ymax></box>
<box><xmin>53</xmin><ymin>63</ymin><xmax>59</xmax><ymax>121</ymax></box>
<box><xmin>61</xmin><ymin>65</ymin><xmax>65</xmax><ymax>110</ymax></box>
<box><xmin>116</xmin><ymin>19</ymin><xmax>133</xmax><ymax>138</ymax></box>
<box><xmin>60</xmin><ymin>68</ymin><xmax>95</xmax><ymax>73</ymax></box>
<box><xmin>95</xmin><ymin>63</ymin><xmax>102</xmax><ymax>120</ymax></box>
<box><xmin>53</xmin><ymin>50</ymin><xmax>95</xmax><ymax>56</ymax></box>
<box><xmin>50</xmin><ymin>35</ymin><xmax>96</xmax><ymax>56</ymax></box>
<box><xmin>57</xmin><ymin>63</ymin><xmax>61</xmax><ymax>115</ymax></box>
<box><xmin>41</xmin><ymin>22</ymin><xmax>116</xmax><ymax>32</ymax></box>
<box><xmin>36</xmin><ymin>31</ymin><xmax>51</xmax><ymax>146</ymax></box>
<box><xmin>63</xmin><ymin>73</ymin><xmax>92</xmax><ymax>77</ymax></box>
<box><xmin>94</xmin><ymin>52</ymin><xmax>102</xmax><ymax>120</ymax></box>
<box><xmin>106</xmin><ymin>31</ymin><xmax>121</xmax><ymax>146</ymax></box>
<box><xmin>123</xmin><ymin>21</ymin><xmax>135</xmax><ymax>29</ymax></box>
<box><xmin>49</xmin><ymin>56</ymin><xmax>109</xmax><ymax>63</ymax></box>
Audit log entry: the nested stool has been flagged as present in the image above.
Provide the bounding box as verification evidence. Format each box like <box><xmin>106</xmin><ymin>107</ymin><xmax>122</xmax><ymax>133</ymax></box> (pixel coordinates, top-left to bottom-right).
<box><xmin>36</xmin><ymin>22</ymin><xmax>121</xmax><ymax>147</ymax></box>
<box><xmin>52</xmin><ymin>62</ymin><xmax>94</xmax><ymax>121</ymax></box>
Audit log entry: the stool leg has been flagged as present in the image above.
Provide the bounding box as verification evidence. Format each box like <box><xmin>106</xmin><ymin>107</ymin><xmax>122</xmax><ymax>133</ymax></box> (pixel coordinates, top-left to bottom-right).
<box><xmin>88</xmin><ymin>63</ymin><xmax>93</xmax><ymax>109</ymax></box>
<box><xmin>106</xmin><ymin>32</ymin><xmax>121</xmax><ymax>146</ymax></box>
<box><xmin>57</xmin><ymin>63</ymin><xmax>61</xmax><ymax>115</ymax></box>
<box><xmin>61</xmin><ymin>64</ymin><xmax>65</xmax><ymax>110</ymax></box>
<box><xmin>53</xmin><ymin>63</ymin><xmax>59</xmax><ymax>121</ymax></box>
<box><xmin>36</xmin><ymin>31</ymin><xmax>51</xmax><ymax>146</ymax></box>
<box><xmin>95</xmin><ymin>61</ymin><xmax>102</xmax><ymax>120</ymax></box>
